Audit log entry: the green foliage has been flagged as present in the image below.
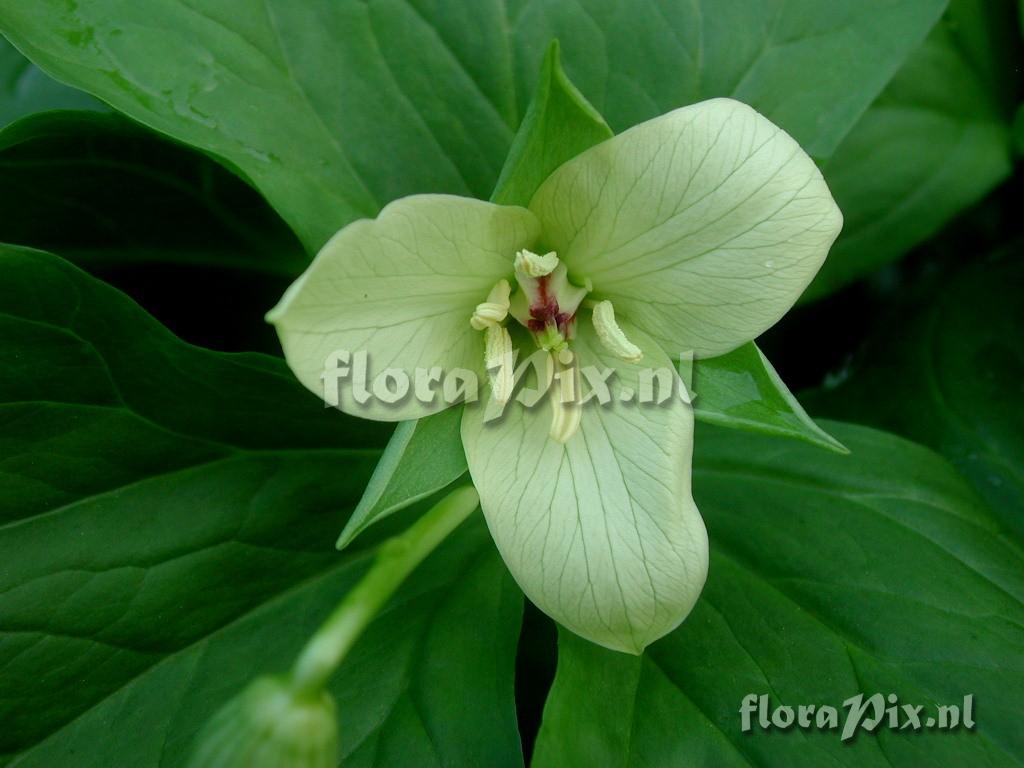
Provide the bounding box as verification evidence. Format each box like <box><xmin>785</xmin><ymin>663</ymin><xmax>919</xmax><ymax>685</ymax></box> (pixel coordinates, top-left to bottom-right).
<box><xmin>0</xmin><ymin>0</ymin><xmax>944</xmax><ymax>251</ymax></box>
<box><xmin>1</xmin><ymin>1</ymin><xmax>1023</xmax><ymax>765</ymax></box>
<box><xmin>534</xmin><ymin>422</ymin><xmax>1024</xmax><ymax>767</ymax></box>
<box><xmin>0</xmin><ymin>111</ymin><xmax>304</xmax><ymax>275</ymax></box>
<box><xmin>805</xmin><ymin>251</ymin><xmax>1024</xmax><ymax>538</ymax></box>
<box><xmin>810</xmin><ymin>0</ymin><xmax>1020</xmax><ymax>299</ymax></box>
<box><xmin>491</xmin><ymin>41</ymin><xmax>613</xmax><ymax>207</ymax></box>
<box><xmin>0</xmin><ymin>247</ymin><xmax>522</xmax><ymax>766</ymax></box>
<box><xmin>337</xmin><ymin>406</ymin><xmax>467</xmax><ymax>549</ymax></box>
<box><xmin>692</xmin><ymin>344</ymin><xmax>847</xmax><ymax>453</ymax></box>
<box><xmin>0</xmin><ymin>36</ymin><xmax>102</xmax><ymax>126</ymax></box>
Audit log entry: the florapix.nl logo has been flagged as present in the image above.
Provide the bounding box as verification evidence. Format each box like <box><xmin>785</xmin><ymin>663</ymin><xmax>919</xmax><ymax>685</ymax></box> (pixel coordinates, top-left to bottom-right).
<box><xmin>318</xmin><ymin>348</ymin><xmax>697</xmax><ymax>420</ymax></box>
<box><xmin>740</xmin><ymin>693</ymin><xmax>976</xmax><ymax>742</ymax></box>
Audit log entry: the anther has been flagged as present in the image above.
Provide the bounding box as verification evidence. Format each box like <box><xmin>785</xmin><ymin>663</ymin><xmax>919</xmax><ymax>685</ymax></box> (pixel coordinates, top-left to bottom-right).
<box><xmin>549</xmin><ymin>353</ymin><xmax>581</xmax><ymax>443</ymax></box>
<box><xmin>470</xmin><ymin>279</ymin><xmax>511</xmax><ymax>330</ymax></box>
<box><xmin>591</xmin><ymin>300</ymin><xmax>642</xmax><ymax>362</ymax></box>
<box><xmin>484</xmin><ymin>325</ymin><xmax>515</xmax><ymax>404</ymax></box>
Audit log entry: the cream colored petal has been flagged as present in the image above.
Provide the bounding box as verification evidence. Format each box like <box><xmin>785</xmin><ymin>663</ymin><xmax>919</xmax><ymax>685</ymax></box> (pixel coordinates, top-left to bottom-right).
<box><xmin>462</xmin><ymin>319</ymin><xmax>708</xmax><ymax>653</ymax></box>
<box><xmin>268</xmin><ymin>195</ymin><xmax>540</xmax><ymax>420</ymax></box>
<box><xmin>530</xmin><ymin>98</ymin><xmax>842</xmax><ymax>358</ymax></box>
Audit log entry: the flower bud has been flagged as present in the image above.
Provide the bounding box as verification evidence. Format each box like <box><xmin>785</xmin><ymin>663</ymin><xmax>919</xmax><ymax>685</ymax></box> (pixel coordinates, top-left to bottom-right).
<box><xmin>187</xmin><ymin>676</ymin><xmax>338</xmax><ymax>768</ymax></box>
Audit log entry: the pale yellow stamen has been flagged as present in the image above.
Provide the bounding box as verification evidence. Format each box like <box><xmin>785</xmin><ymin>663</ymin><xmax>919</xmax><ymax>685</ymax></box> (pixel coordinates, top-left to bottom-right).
<box><xmin>592</xmin><ymin>300</ymin><xmax>643</xmax><ymax>363</ymax></box>
<box><xmin>484</xmin><ymin>325</ymin><xmax>515</xmax><ymax>404</ymax></box>
<box><xmin>514</xmin><ymin>249</ymin><xmax>559</xmax><ymax>278</ymax></box>
<box><xmin>470</xmin><ymin>279</ymin><xmax>511</xmax><ymax>330</ymax></box>
<box><xmin>549</xmin><ymin>395</ymin><xmax>581</xmax><ymax>443</ymax></box>
<box><xmin>549</xmin><ymin>352</ymin><xmax>581</xmax><ymax>443</ymax></box>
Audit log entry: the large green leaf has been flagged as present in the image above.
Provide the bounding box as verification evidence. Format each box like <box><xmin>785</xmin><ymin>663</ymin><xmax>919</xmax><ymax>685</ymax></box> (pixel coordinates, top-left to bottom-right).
<box><xmin>533</xmin><ymin>422</ymin><xmax>1024</xmax><ymax>767</ymax></box>
<box><xmin>0</xmin><ymin>36</ymin><xmax>100</xmax><ymax>126</ymax></box>
<box><xmin>0</xmin><ymin>111</ymin><xmax>304</xmax><ymax>276</ymax></box>
<box><xmin>809</xmin><ymin>0</ymin><xmax>1019</xmax><ymax>300</ymax></box>
<box><xmin>508</xmin><ymin>0</ymin><xmax>946</xmax><ymax>160</ymax></box>
<box><xmin>0</xmin><ymin>246</ymin><xmax>523</xmax><ymax>767</ymax></box>
<box><xmin>804</xmin><ymin>251</ymin><xmax>1024</xmax><ymax>539</ymax></box>
<box><xmin>0</xmin><ymin>0</ymin><xmax>945</xmax><ymax>251</ymax></box>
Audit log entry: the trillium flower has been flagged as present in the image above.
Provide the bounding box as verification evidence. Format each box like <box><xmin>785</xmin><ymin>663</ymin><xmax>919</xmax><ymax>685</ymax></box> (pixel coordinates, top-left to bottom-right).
<box><xmin>269</xmin><ymin>98</ymin><xmax>842</xmax><ymax>654</ymax></box>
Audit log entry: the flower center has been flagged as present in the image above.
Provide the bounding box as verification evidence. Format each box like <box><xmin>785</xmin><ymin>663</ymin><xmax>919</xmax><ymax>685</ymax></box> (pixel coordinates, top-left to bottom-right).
<box><xmin>506</xmin><ymin>249</ymin><xmax>588</xmax><ymax>353</ymax></box>
<box><xmin>469</xmin><ymin>249</ymin><xmax>642</xmax><ymax>443</ymax></box>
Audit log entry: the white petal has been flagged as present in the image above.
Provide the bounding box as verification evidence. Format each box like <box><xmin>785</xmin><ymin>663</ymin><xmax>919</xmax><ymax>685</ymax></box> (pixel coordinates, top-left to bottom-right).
<box><xmin>462</xmin><ymin>320</ymin><xmax>708</xmax><ymax>653</ymax></box>
<box><xmin>529</xmin><ymin>98</ymin><xmax>843</xmax><ymax>358</ymax></box>
<box><xmin>268</xmin><ymin>195</ymin><xmax>541</xmax><ymax>420</ymax></box>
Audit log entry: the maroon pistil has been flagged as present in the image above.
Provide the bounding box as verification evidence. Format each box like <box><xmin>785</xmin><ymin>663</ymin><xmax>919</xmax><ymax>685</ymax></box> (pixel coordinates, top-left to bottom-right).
<box><xmin>528</xmin><ymin>302</ymin><xmax>574</xmax><ymax>335</ymax></box>
<box><xmin>518</xmin><ymin>264</ymin><xmax>581</xmax><ymax>339</ymax></box>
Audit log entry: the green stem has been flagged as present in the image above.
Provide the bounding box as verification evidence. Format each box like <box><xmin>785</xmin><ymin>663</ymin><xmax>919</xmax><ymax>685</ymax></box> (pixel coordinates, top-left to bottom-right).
<box><xmin>290</xmin><ymin>485</ymin><xmax>480</xmax><ymax>696</ymax></box>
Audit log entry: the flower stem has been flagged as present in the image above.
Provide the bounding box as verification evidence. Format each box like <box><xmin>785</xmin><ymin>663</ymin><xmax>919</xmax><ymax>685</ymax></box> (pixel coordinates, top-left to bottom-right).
<box><xmin>289</xmin><ymin>485</ymin><xmax>480</xmax><ymax>697</ymax></box>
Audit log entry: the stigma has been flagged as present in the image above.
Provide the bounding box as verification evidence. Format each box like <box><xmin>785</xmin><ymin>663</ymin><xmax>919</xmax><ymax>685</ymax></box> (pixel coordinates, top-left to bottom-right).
<box><xmin>508</xmin><ymin>250</ymin><xmax>588</xmax><ymax>352</ymax></box>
